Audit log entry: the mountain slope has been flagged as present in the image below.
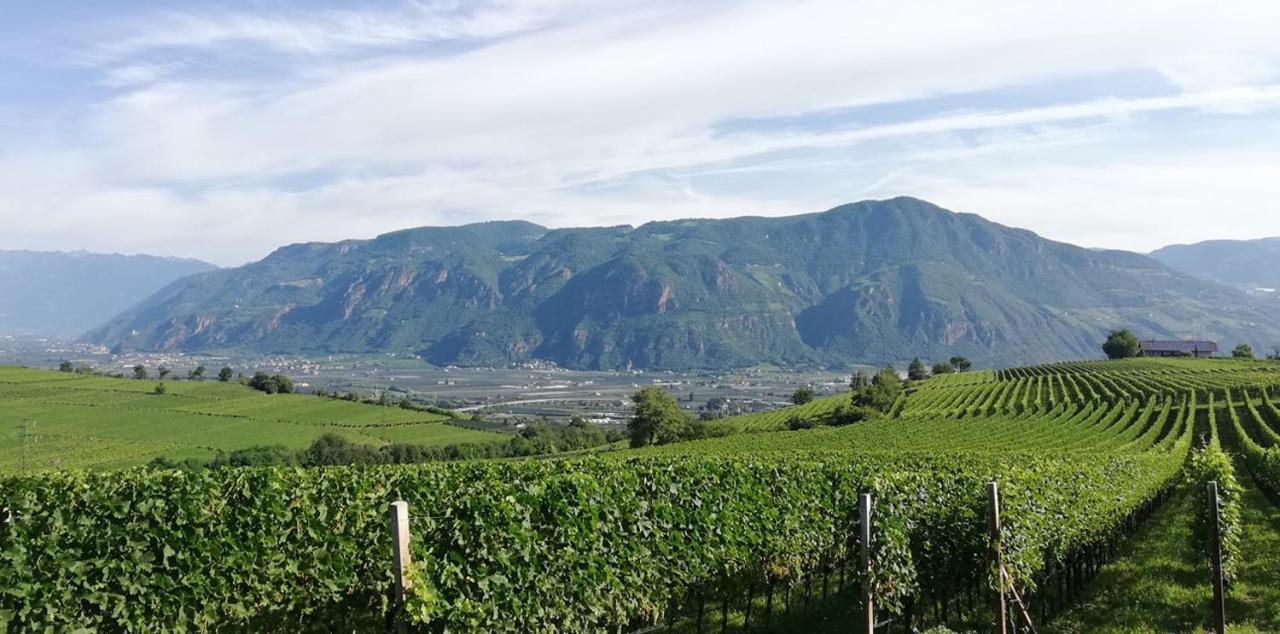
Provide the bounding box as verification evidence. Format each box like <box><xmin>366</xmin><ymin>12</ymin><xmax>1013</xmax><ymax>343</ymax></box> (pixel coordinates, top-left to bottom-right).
<box><xmin>1151</xmin><ymin>238</ymin><xmax>1280</xmax><ymax>295</ymax></box>
<box><xmin>0</xmin><ymin>251</ymin><xmax>217</xmax><ymax>337</ymax></box>
<box><xmin>84</xmin><ymin>198</ymin><xmax>1280</xmax><ymax>369</ymax></box>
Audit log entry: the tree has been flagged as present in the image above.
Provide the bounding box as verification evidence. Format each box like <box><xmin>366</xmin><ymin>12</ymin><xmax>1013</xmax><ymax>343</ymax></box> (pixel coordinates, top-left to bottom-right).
<box><xmin>790</xmin><ymin>386</ymin><xmax>815</xmax><ymax>405</ymax></box>
<box><xmin>247</xmin><ymin>372</ymin><xmax>293</xmax><ymax>394</ymax></box>
<box><xmin>133</xmin><ymin>365</ymin><xmax>148</xmax><ymax>380</ymax></box>
<box><xmin>907</xmin><ymin>358</ymin><xmax>928</xmax><ymax>381</ymax></box>
<box><xmin>217</xmin><ymin>366</ymin><xmax>234</xmax><ymax>382</ymax></box>
<box><xmin>58</xmin><ymin>360</ymin><xmax>74</xmax><ymax>373</ymax></box>
<box><xmin>628</xmin><ymin>387</ymin><xmax>692</xmax><ymax>448</ymax></box>
<box><xmin>849</xmin><ymin>370</ymin><xmax>871</xmax><ymax>390</ymax></box>
<box><xmin>1102</xmin><ymin>329</ymin><xmax>1140</xmax><ymax>360</ymax></box>
<box><xmin>157</xmin><ymin>365</ymin><xmax>171</xmax><ymax>380</ymax></box>
<box><xmin>704</xmin><ymin>396</ymin><xmax>729</xmax><ymax>414</ymax></box>
<box><xmin>851</xmin><ymin>368</ymin><xmax>902</xmax><ymax>412</ymax></box>
<box><xmin>949</xmin><ymin>356</ymin><xmax>972</xmax><ymax>372</ymax></box>
<box><xmin>188</xmin><ymin>365</ymin><xmax>206</xmax><ymax>381</ymax></box>
<box><xmin>1232</xmin><ymin>344</ymin><xmax>1255</xmax><ymax>359</ymax></box>
<box><xmin>1269</xmin><ymin>346</ymin><xmax>1280</xmax><ymax>361</ymax></box>
<box><xmin>932</xmin><ymin>362</ymin><xmax>954</xmax><ymax>376</ymax></box>
<box><xmin>153</xmin><ymin>382</ymin><xmax>167</xmax><ymax>395</ymax></box>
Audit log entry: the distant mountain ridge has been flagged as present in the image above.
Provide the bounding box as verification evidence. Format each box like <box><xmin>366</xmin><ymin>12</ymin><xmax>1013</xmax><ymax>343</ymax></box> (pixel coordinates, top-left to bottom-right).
<box><xmin>0</xmin><ymin>250</ymin><xmax>217</xmax><ymax>337</ymax></box>
<box><xmin>84</xmin><ymin>198</ymin><xmax>1280</xmax><ymax>369</ymax></box>
<box><xmin>1151</xmin><ymin>237</ymin><xmax>1280</xmax><ymax>296</ymax></box>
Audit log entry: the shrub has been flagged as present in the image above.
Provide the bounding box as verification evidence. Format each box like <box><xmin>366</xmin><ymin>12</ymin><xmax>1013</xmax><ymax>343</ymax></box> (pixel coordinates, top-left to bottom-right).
<box><xmin>1185</xmin><ymin>446</ymin><xmax>1242</xmax><ymax>585</ymax></box>
<box><xmin>787</xmin><ymin>415</ymin><xmax>818</xmax><ymax>431</ymax></box>
<box><xmin>828</xmin><ymin>404</ymin><xmax>884</xmax><ymax>426</ymax></box>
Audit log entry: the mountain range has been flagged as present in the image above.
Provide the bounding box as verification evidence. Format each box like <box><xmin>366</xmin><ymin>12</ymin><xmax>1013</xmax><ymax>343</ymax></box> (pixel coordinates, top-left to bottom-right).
<box><xmin>1151</xmin><ymin>238</ymin><xmax>1280</xmax><ymax>297</ymax></box>
<box><xmin>81</xmin><ymin>198</ymin><xmax>1280</xmax><ymax>370</ymax></box>
<box><xmin>0</xmin><ymin>251</ymin><xmax>216</xmax><ymax>337</ymax></box>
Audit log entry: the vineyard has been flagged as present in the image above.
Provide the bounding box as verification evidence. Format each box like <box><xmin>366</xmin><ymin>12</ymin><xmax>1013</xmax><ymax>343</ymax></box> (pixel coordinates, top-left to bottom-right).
<box><xmin>0</xmin><ymin>367</ymin><xmax>506</xmax><ymax>470</ymax></box>
<box><xmin>4</xmin><ymin>358</ymin><xmax>1280</xmax><ymax>631</ymax></box>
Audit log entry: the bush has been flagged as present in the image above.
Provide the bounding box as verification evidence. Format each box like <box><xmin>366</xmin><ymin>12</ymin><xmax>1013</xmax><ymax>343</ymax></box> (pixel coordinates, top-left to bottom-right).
<box><xmin>1185</xmin><ymin>446</ymin><xmax>1242</xmax><ymax>585</ymax></box>
<box><xmin>247</xmin><ymin>372</ymin><xmax>295</xmax><ymax>395</ymax></box>
<box><xmin>787</xmin><ymin>415</ymin><xmax>818</xmax><ymax>431</ymax></box>
<box><xmin>827</xmin><ymin>404</ymin><xmax>884</xmax><ymax>426</ymax></box>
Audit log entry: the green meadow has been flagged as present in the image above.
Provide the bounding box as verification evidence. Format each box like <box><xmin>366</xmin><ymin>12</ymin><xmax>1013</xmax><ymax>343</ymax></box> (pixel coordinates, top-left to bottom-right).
<box><xmin>0</xmin><ymin>366</ymin><xmax>505</xmax><ymax>472</ymax></box>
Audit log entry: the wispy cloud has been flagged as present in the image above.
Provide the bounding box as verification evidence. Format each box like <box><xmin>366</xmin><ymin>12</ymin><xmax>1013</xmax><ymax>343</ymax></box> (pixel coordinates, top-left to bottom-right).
<box><xmin>96</xmin><ymin>61</ymin><xmax>186</xmax><ymax>87</ymax></box>
<box><xmin>85</xmin><ymin>0</ymin><xmax>588</xmax><ymax>63</ymax></box>
<box><xmin>2</xmin><ymin>0</ymin><xmax>1280</xmax><ymax>264</ymax></box>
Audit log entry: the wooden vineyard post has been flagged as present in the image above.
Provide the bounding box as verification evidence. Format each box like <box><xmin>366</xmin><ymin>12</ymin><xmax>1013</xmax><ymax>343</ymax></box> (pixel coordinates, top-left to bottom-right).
<box><xmin>989</xmin><ymin>481</ymin><xmax>1008</xmax><ymax>634</ymax></box>
<box><xmin>389</xmin><ymin>500</ymin><xmax>411</xmax><ymax>634</ymax></box>
<box><xmin>860</xmin><ymin>492</ymin><xmax>874</xmax><ymax>634</ymax></box>
<box><xmin>1208</xmin><ymin>482</ymin><xmax>1226</xmax><ymax>634</ymax></box>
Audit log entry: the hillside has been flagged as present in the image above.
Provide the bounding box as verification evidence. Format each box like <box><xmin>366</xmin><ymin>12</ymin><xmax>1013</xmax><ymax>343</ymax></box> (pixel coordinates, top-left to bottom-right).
<box><xmin>0</xmin><ymin>250</ymin><xmax>217</xmax><ymax>337</ymax></box>
<box><xmin>84</xmin><ymin>197</ymin><xmax>1280</xmax><ymax>369</ymax></box>
<box><xmin>0</xmin><ymin>366</ymin><xmax>504</xmax><ymax>471</ymax></box>
<box><xmin>12</xmin><ymin>357</ymin><xmax>1280</xmax><ymax>631</ymax></box>
<box><xmin>1151</xmin><ymin>237</ymin><xmax>1280</xmax><ymax>296</ymax></box>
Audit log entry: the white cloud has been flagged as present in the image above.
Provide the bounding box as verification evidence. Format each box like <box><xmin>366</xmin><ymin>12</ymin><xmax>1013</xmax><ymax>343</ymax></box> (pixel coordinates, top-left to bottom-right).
<box><xmin>4</xmin><ymin>0</ymin><xmax>1280</xmax><ymax>264</ymax></box>
<box><xmin>96</xmin><ymin>61</ymin><xmax>186</xmax><ymax>87</ymax></box>
<box><xmin>86</xmin><ymin>0</ymin><xmax>592</xmax><ymax>62</ymax></box>
<box><xmin>911</xmin><ymin>155</ymin><xmax>1280</xmax><ymax>253</ymax></box>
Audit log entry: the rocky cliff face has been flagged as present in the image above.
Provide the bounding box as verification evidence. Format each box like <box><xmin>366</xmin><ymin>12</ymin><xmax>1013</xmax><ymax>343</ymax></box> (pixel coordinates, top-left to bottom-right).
<box><xmin>84</xmin><ymin>198</ymin><xmax>1280</xmax><ymax>369</ymax></box>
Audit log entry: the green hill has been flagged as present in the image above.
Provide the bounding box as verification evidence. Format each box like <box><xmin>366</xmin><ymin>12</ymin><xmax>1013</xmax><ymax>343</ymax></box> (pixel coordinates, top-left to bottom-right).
<box><xmin>85</xmin><ymin>197</ymin><xmax>1280</xmax><ymax>369</ymax></box>
<box><xmin>0</xmin><ymin>366</ymin><xmax>504</xmax><ymax>471</ymax></box>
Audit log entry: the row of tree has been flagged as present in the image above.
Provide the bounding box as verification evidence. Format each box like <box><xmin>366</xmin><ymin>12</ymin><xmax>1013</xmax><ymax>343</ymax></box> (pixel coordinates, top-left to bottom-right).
<box><xmin>904</xmin><ymin>355</ymin><xmax>973</xmax><ymax>381</ymax></box>
<box><xmin>148</xmin><ymin>419</ymin><xmax>625</xmax><ymax>470</ymax></box>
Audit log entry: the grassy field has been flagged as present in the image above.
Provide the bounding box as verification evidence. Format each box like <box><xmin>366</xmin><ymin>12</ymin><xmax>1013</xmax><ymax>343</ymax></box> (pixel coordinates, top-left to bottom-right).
<box><xmin>0</xmin><ymin>366</ymin><xmax>506</xmax><ymax>471</ymax></box>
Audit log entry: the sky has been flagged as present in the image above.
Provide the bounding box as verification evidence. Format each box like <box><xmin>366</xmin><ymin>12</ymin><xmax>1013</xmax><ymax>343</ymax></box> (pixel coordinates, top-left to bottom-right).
<box><xmin>2</xmin><ymin>0</ymin><xmax>1280</xmax><ymax>266</ymax></box>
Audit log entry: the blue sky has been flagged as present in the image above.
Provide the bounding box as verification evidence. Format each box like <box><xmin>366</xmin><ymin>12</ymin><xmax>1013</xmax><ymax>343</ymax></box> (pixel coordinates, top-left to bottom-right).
<box><xmin>2</xmin><ymin>0</ymin><xmax>1280</xmax><ymax>265</ymax></box>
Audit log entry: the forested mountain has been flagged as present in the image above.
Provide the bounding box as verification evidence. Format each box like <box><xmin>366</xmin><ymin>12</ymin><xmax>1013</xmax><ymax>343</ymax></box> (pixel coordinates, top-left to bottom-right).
<box><xmin>1151</xmin><ymin>237</ymin><xmax>1280</xmax><ymax>296</ymax></box>
<box><xmin>0</xmin><ymin>250</ymin><xmax>216</xmax><ymax>337</ymax></box>
<box><xmin>84</xmin><ymin>198</ymin><xmax>1280</xmax><ymax>369</ymax></box>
